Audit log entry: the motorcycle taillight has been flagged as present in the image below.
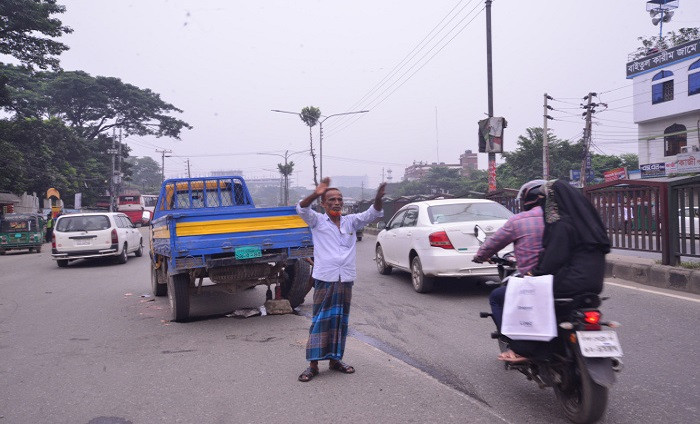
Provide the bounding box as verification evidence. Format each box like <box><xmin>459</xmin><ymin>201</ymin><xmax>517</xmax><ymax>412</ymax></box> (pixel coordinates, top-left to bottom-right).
<box><xmin>583</xmin><ymin>310</ymin><xmax>601</xmax><ymax>330</ymax></box>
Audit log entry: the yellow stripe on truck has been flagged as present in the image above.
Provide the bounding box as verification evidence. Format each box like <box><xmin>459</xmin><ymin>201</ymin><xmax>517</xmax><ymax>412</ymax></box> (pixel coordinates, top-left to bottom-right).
<box><xmin>175</xmin><ymin>215</ymin><xmax>308</xmax><ymax>237</ymax></box>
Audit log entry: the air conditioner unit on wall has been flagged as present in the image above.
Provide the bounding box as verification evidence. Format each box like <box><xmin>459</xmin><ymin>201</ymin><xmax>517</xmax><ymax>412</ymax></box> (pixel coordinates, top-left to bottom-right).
<box><xmin>680</xmin><ymin>146</ymin><xmax>700</xmax><ymax>153</ymax></box>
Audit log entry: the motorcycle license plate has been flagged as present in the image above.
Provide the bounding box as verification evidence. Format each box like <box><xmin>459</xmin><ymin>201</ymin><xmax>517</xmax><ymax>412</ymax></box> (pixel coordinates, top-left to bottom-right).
<box><xmin>576</xmin><ymin>331</ymin><xmax>623</xmax><ymax>357</ymax></box>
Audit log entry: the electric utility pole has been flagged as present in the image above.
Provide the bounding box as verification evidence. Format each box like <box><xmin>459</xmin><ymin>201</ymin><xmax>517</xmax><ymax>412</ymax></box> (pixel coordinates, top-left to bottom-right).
<box><xmin>543</xmin><ymin>93</ymin><xmax>553</xmax><ymax>180</ymax></box>
<box><xmin>579</xmin><ymin>93</ymin><xmax>596</xmax><ymax>188</ymax></box>
<box><xmin>485</xmin><ymin>0</ymin><xmax>496</xmax><ymax>191</ymax></box>
<box><xmin>107</xmin><ymin>130</ymin><xmax>119</xmax><ymax>212</ymax></box>
<box><xmin>186</xmin><ymin>159</ymin><xmax>191</xmax><ymax>178</ymax></box>
<box><xmin>156</xmin><ymin>149</ymin><xmax>172</xmax><ymax>183</ymax></box>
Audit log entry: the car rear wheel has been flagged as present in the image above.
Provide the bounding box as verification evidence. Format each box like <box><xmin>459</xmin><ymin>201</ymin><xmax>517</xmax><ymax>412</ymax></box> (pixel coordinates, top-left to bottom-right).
<box><xmin>35</xmin><ymin>245</ymin><xmax>42</xmax><ymax>253</ymax></box>
<box><xmin>0</xmin><ymin>249</ymin><xmax>5</xmax><ymax>255</ymax></box>
<box><xmin>375</xmin><ymin>245</ymin><xmax>392</xmax><ymax>275</ymax></box>
<box><xmin>134</xmin><ymin>239</ymin><xmax>143</xmax><ymax>257</ymax></box>
<box><xmin>411</xmin><ymin>256</ymin><xmax>434</xmax><ymax>293</ymax></box>
<box><xmin>57</xmin><ymin>259</ymin><xmax>68</xmax><ymax>268</ymax></box>
<box><xmin>117</xmin><ymin>243</ymin><xmax>128</xmax><ymax>264</ymax></box>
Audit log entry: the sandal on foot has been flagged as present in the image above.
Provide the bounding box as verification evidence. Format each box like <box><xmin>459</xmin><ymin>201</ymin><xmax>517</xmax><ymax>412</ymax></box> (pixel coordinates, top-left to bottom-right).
<box><xmin>329</xmin><ymin>361</ymin><xmax>355</xmax><ymax>374</ymax></box>
<box><xmin>298</xmin><ymin>367</ymin><xmax>319</xmax><ymax>382</ymax></box>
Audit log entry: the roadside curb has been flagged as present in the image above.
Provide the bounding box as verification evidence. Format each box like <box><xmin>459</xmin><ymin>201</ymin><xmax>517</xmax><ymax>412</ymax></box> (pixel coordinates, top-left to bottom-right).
<box><xmin>606</xmin><ymin>259</ymin><xmax>700</xmax><ymax>294</ymax></box>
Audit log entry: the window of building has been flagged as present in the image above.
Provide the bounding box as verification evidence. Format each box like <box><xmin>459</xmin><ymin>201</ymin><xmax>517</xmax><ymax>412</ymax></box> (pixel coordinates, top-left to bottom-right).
<box><xmin>652</xmin><ymin>70</ymin><xmax>674</xmax><ymax>104</ymax></box>
<box><xmin>689</xmin><ymin>59</ymin><xmax>700</xmax><ymax>96</ymax></box>
<box><xmin>664</xmin><ymin>123</ymin><xmax>687</xmax><ymax>157</ymax></box>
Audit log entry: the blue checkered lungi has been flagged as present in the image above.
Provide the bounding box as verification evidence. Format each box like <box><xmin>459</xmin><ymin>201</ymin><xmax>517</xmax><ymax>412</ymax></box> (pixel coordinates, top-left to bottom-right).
<box><xmin>305</xmin><ymin>279</ymin><xmax>353</xmax><ymax>361</ymax></box>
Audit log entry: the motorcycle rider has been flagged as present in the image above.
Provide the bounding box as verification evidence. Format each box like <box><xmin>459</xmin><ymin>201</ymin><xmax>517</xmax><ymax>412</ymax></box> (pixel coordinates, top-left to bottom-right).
<box><xmin>473</xmin><ymin>180</ymin><xmax>547</xmax><ymax>347</ymax></box>
<box><xmin>533</xmin><ymin>179</ymin><xmax>610</xmax><ymax>298</ymax></box>
<box><xmin>501</xmin><ymin>179</ymin><xmax>611</xmax><ymax>362</ymax></box>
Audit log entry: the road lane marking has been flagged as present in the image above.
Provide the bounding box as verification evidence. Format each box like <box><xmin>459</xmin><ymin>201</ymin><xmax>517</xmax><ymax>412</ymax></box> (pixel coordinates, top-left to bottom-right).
<box><xmin>605</xmin><ymin>281</ymin><xmax>700</xmax><ymax>303</ymax></box>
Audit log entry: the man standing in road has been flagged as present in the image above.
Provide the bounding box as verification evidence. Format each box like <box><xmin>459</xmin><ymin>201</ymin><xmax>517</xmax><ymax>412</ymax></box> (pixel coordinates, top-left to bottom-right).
<box><xmin>296</xmin><ymin>177</ymin><xmax>386</xmax><ymax>382</ymax></box>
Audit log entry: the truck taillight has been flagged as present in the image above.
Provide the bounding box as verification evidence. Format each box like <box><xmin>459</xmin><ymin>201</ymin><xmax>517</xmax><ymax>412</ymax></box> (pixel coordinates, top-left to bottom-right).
<box><xmin>51</xmin><ymin>233</ymin><xmax>56</xmax><ymax>248</ymax></box>
<box><xmin>111</xmin><ymin>228</ymin><xmax>118</xmax><ymax>244</ymax></box>
<box><xmin>429</xmin><ymin>231</ymin><xmax>454</xmax><ymax>249</ymax></box>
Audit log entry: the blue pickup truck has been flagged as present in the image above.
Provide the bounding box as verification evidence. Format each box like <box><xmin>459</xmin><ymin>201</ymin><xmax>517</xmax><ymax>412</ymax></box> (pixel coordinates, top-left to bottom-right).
<box><xmin>150</xmin><ymin>176</ymin><xmax>313</xmax><ymax>322</ymax></box>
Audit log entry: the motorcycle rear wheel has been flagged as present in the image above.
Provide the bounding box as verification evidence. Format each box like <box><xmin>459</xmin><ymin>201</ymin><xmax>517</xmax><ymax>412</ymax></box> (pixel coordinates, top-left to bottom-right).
<box><xmin>553</xmin><ymin>352</ymin><xmax>608</xmax><ymax>424</ymax></box>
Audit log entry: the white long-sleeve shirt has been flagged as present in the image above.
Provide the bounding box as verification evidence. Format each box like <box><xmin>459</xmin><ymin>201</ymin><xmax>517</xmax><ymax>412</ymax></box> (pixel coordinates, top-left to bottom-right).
<box><xmin>296</xmin><ymin>203</ymin><xmax>383</xmax><ymax>282</ymax></box>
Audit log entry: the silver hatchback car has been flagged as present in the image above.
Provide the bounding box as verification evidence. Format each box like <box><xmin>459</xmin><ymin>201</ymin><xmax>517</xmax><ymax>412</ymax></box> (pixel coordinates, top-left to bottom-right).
<box><xmin>51</xmin><ymin>212</ymin><xmax>143</xmax><ymax>267</ymax></box>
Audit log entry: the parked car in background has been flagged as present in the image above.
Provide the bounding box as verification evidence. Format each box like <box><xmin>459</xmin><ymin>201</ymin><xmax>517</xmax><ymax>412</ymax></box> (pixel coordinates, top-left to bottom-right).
<box><xmin>375</xmin><ymin>198</ymin><xmax>513</xmax><ymax>293</ymax></box>
<box><xmin>51</xmin><ymin>212</ymin><xmax>143</xmax><ymax>267</ymax></box>
<box><xmin>0</xmin><ymin>213</ymin><xmax>45</xmax><ymax>255</ymax></box>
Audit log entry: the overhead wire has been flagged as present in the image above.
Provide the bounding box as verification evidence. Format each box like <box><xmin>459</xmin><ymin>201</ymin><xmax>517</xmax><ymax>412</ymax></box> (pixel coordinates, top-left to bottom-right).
<box><xmin>322</xmin><ymin>0</ymin><xmax>485</xmax><ymax>137</ymax></box>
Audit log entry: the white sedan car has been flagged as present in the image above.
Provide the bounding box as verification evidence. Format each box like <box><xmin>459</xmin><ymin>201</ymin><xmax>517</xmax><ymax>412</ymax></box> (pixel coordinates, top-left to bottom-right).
<box><xmin>51</xmin><ymin>212</ymin><xmax>143</xmax><ymax>267</ymax></box>
<box><xmin>375</xmin><ymin>198</ymin><xmax>513</xmax><ymax>293</ymax></box>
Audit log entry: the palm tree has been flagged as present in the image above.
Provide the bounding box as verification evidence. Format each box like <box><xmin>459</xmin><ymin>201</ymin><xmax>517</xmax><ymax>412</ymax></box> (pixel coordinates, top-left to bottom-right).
<box><xmin>277</xmin><ymin>160</ymin><xmax>294</xmax><ymax>205</ymax></box>
<box><xmin>300</xmin><ymin>106</ymin><xmax>321</xmax><ymax>186</ymax></box>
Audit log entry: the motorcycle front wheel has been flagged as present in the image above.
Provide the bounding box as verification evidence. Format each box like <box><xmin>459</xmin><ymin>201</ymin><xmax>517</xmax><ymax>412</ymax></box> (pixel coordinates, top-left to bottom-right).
<box><xmin>553</xmin><ymin>351</ymin><xmax>608</xmax><ymax>424</ymax></box>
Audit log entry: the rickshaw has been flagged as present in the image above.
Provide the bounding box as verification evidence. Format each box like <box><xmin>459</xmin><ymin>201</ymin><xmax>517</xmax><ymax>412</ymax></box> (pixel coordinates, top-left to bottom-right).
<box><xmin>0</xmin><ymin>213</ymin><xmax>45</xmax><ymax>254</ymax></box>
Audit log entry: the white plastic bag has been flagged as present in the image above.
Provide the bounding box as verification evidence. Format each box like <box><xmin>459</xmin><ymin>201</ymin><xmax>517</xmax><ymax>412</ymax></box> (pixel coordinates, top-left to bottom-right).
<box><xmin>501</xmin><ymin>275</ymin><xmax>557</xmax><ymax>341</ymax></box>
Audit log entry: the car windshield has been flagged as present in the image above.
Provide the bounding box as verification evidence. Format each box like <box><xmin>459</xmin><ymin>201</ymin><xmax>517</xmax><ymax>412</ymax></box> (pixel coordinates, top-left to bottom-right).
<box><xmin>428</xmin><ymin>202</ymin><xmax>512</xmax><ymax>224</ymax></box>
<box><xmin>56</xmin><ymin>215</ymin><xmax>111</xmax><ymax>232</ymax></box>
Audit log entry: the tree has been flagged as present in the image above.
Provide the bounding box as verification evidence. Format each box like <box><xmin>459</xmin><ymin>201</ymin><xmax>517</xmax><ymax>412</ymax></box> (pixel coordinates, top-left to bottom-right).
<box><xmin>632</xmin><ymin>27</ymin><xmax>700</xmax><ymax>59</ymax></box>
<box><xmin>277</xmin><ymin>160</ymin><xmax>294</xmax><ymax>205</ymax></box>
<box><xmin>300</xmin><ymin>106</ymin><xmax>320</xmax><ymax>186</ymax></box>
<box><xmin>0</xmin><ymin>0</ymin><xmax>72</xmax><ymax>71</ymax></box>
<box><xmin>0</xmin><ymin>118</ymin><xmax>112</xmax><ymax>206</ymax></box>
<box><xmin>0</xmin><ymin>66</ymin><xmax>193</xmax><ymax>140</ymax></box>
<box><xmin>125</xmin><ymin>156</ymin><xmax>162</xmax><ymax>193</ymax></box>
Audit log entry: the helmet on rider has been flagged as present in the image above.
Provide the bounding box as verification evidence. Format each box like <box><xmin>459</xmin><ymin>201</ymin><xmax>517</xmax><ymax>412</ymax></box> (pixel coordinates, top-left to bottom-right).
<box><xmin>517</xmin><ymin>179</ymin><xmax>547</xmax><ymax>211</ymax></box>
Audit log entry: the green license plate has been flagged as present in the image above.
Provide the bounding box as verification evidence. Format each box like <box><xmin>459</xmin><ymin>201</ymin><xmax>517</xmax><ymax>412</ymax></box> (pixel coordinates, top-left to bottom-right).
<box><xmin>15</xmin><ymin>233</ymin><xmax>22</xmax><ymax>238</ymax></box>
<box><xmin>235</xmin><ymin>246</ymin><xmax>262</xmax><ymax>260</ymax></box>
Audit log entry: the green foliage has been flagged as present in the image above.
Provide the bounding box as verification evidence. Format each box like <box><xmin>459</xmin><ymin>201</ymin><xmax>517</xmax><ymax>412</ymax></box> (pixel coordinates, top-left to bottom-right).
<box><xmin>277</xmin><ymin>161</ymin><xmax>294</xmax><ymax>177</ymax></box>
<box><xmin>632</xmin><ymin>27</ymin><xmax>700</xmax><ymax>59</ymax></box>
<box><xmin>393</xmin><ymin>127</ymin><xmax>638</xmax><ymax>196</ymax></box>
<box><xmin>0</xmin><ymin>66</ymin><xmax>193</xmax><ymax>140</ymax></box>
<box><xmin>0</xmin><ymin>0</ymin><xmax>72</xmax><ymax>71</ymax></box>
<box><xmin>299</xmin><ymin>106</ymin><xmax>321</xmax><ymax>186</ymax></box>
<box><xmin>0</xmin><ymin>118</ymin><xmax>111</xmax><ymax>206</ymax></box>
<box><xmin>300</xmin><ymin>106</ymin><xmax>321</xmax><ymax>127</ymax></box>
<box><xmin>496</xmin><ymin>128</ymin><xmax>585</xmax><ymax>189</ymax></box>
<box><xmin>125</xmin><ymin>156</ymin><xmax>162</xmax><ymax>193</ymax></box>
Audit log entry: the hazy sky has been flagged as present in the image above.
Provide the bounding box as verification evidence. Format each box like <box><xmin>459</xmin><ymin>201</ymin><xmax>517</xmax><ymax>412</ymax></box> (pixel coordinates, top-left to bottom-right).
<box><xmin>47</xmin><ymin>1</ymin><xmax>700</xmax><ymax>187</ymax></box>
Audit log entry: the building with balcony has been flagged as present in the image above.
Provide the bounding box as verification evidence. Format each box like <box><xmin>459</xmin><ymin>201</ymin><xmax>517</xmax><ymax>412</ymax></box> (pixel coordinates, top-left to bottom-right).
<box><xmin>626</xmin><ymin>37</ymin><xmax>700</xmax><ymax>176</ymax></box>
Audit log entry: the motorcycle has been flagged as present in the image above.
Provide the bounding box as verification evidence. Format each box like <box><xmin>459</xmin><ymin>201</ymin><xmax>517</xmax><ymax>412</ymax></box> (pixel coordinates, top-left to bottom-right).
<box><xmin>475</xmin><ymin>226</ymin><xmax>623</xmax><ymax>424</ymax></box>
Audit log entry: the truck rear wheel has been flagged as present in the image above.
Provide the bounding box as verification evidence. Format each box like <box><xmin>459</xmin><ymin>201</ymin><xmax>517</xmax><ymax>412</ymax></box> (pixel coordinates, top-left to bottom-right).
<box><xmin>151</xmin><ymin>262</ymin><xmax>167</xmax><ymax>297</ymax></box>
<box><xmin>282</xmin><ymin>259</ymin><xmax>311</xmax><ymax>309</ymax></box>
<box><xmin>167</xmin><ymin>272</ymin><xmax>190</xmax><ymax>322</ymax></box>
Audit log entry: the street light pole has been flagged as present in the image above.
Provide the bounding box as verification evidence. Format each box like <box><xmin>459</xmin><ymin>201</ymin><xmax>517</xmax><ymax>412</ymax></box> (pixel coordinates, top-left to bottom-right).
<box><xmin>271</xmin><ymin>108</ymin><xmax>369</xmax><ymax>181</ymax></box>
<box><xmin>317</xmin><ymin>110</ymin><xmax>369</xmax><ymax>179</ymax></box>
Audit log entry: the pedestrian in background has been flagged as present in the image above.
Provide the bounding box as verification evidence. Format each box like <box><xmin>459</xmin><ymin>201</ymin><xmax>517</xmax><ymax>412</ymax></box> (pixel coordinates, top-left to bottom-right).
<box><xmin>296</xmin><ymin>177</ymin><xmax>385</xmax><ymax>382</ymax></box>
<box><xmin>45</xmin><ymin>212</ymin><xmax>54</xmax><ymax>243</ymax></box>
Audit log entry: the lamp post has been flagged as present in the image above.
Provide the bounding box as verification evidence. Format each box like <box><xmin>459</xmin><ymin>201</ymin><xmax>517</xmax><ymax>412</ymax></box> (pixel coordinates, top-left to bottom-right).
<box><xmin>271</xmin><ymin>109</ymin><xmax>369</xmax><ymax>180</ymax></box>
<box><xmin>258</xmin><ymin>149</ymin><xmax>308</xmax><ymax>205</ymax></box>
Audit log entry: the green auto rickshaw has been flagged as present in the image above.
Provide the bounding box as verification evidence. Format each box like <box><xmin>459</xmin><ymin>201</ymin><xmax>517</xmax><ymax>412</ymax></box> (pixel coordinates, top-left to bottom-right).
<box><xmin>0</xmin><ymin>213</ymin><xmax>45</xmax><ymax>255</ymax></box>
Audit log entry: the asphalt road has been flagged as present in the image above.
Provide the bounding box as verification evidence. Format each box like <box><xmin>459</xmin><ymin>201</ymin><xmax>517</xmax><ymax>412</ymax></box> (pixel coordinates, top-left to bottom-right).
<box><xmin>0</xmin><ymin>233</ymin><xmax>698</xmax><ymax>423</ymax></box>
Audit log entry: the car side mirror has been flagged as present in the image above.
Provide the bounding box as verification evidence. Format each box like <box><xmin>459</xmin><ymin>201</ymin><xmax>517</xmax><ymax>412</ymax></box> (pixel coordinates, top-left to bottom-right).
<box><xmin>474</xmin><ymin>225</ymin><xmax>487</xmax><ymax>244</ymax></box>
<box><xmin>377</xmin><ymin>221</ymin><xmax>386</xmax><ymax>230</ymax></box>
